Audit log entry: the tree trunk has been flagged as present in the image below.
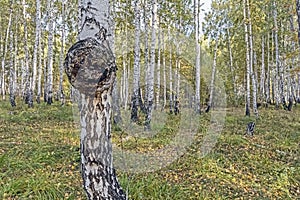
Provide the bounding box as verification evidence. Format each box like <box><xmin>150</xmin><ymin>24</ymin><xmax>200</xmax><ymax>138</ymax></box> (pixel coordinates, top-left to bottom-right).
<box><xmin>9</xmin><ymin>6</ymin><xmax>16</xmax><ymax>107</ymax></box>
<box><xmin>243</xmin><ymin>0</ymin><xmax>251</xmax><ymax>116</ymax></box>
<box><xmin>206</xmin><ymin>40</ymin><xmax>218</xmax><ymax>113</ymax></box>
<box><xmin>273</xmin><ymin>1</ymin><xmax>282</xmax><ymax>109</ymax></box>
<box><xmin>162</xmin><ymin>30</ymin><xmax>167</xmax><ymax>110</ymax></box>
<box><xmin>194</xmin><ymin>0</ymin><xmax>201</xmax><ymax>114</ymax></box>
<box><xmin>1</xmin><ymin>7</ymin><xmax>12</xmax><ymax>100</ymax></box>
<box><xmin>32</xmin><ymin>0</ymin><xmax>41</xmax><ymax>97</ymax></box>
<box><xmin>144</xmin><ymin>0</ymin><xmax>157</xmax><ymax>130</ymax></box>
<box><xmin>155</xmin><ymin>23</ymin><xmax>161</xmax><ymax>110</ymax></box>
<box><xmin>46</xmin><ymin>0</ymin><xmax>54</xmax><ymax>105</ymax></box>
<box><xmin>266</xmin><ymin>32</ymin><xmax>271</xmax><ymax>105</ymax></box>
<box><xmin>64</xmin><ymin>1</ymin><xmax>126</xmax><ymax>199</ymax></box>
<box><xmin>168</xmin><ymin>25</ymin><xmax>173</xmax><ymax>114</ymax></box>
<box><xmin>226</xmin><ymin>28</ymin><xmax>237</xmax><ymax>106</ymax></box>
<box><xmin>260</xmin><ymin>36</ymin><xmax>265</xmax><ymax>102</ymax></box>
<box><xmin>131</xmin><ymin>0</ymin><xmax>141</xmax><ymax>122</ymax></box>
<box><xmin>296</xmin><ymin>0</ymin><xmax>300</xmax><ymax>48</ymax></box>
<box><xmin>58</xmin><ymin>1</ymin><xmax>65</xmax><ymax>106</ymax></box>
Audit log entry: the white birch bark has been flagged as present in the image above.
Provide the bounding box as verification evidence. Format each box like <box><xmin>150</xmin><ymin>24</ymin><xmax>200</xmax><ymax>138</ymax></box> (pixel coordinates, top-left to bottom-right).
<box><xmin>131</xmin><ymin>0</ymin><xmax>141</xmax><ymax>122</ymax></box>
<box><xmin>162</xmin><ymin>30</ymin><xmax>167</xmax><ymax>110</ymax></box>
<box><xmin>1</xmin><ymin>8</ymin><xmax>12</xmax><ymax>100</ymax></box>
<box><xmin>37</xmin><ymin>29</ymin><xmax>42</xmax><ymax>104</ymax></box>
<box><xmin>260</xmin><ymin>36</ymin><xmax>265</xmax><ymax>102</ymax></box>
<box><xmin>145</xmin><ymin>0</ymin><xmax>157</xmax><ymax>130</ymax></box>
<box><xmin>9</xmin><ymin>12</ymin><xmax>16</xmax><ymax>107</ymax></box>
<box><xmin>64</xmin><ymin>0</ymin><xmax>126</xmax><ymax>199</ymax></box>
<box><xmin>243</xmin><ymin>0</ymin><xmax>251</xmax><ymax>116</ymax></box>
<box><xmin>247</xmin><ymin>0</ymin><xmax>258</xmax><ymax>117</ymax></box>
<box><xmin>266</xmin><ymin>32</ymin><xmax>271</xmax><ymax>104</ymax></box>
<box><xmin>59</xmin><ymin>1</ymin><xmax>66</xmax><ymax>105</ymax></box>
<box><xmin>155</xmin><ymin>22</ymin><xmax>161</xmax><ymax>110</ymax></box>
<box><xmin>46</xmin><ymin>0</ymin><xmax>54</xmax><ymax>105</ymax></box>
<box><xmin>206</xmin><ymin>40</ymin><xmax>218</xmax><ymax>113</ymax></box>
<box><xmin>168</xmin><ymin>25</ymin><xmax>173</xmax><ymax>114</ymax></box>
<box><xmin>32</xmin><ymin>0</ymin><xmax>41</xmax><ymax>96</ymax></box>
<box><xmin>194</xmin><ymin>0</ymin><xmax>201</xmax><ymax>114</ymax></box>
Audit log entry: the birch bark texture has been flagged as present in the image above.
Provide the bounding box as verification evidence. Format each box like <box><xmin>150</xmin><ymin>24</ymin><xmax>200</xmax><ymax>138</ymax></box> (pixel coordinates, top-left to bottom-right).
<box><xmin>194</xmin><ymin>0</ymin><xmax>201</xmax><ymax>114</ymax></box>
<box><xmin>131</xmin><ymin>0</ymin><xmax>141</xmax><ymax>122</ymax></box>
<box><xmin>243</xmin><ymin>0</ymin><xmax>251</xmax><ymax>116</ymax></box>
<box><xmin>64</xmin><ymin>0</ymin><xmax>126</xmax><ymax>199</ymax></box>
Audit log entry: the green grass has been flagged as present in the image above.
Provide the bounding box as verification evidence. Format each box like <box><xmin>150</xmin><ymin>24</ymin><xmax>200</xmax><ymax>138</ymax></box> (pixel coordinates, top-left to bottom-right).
<box><xmin>0</xmin><ymin>100</ymin><xmax>299</xmax><ymax>199</ymax></box>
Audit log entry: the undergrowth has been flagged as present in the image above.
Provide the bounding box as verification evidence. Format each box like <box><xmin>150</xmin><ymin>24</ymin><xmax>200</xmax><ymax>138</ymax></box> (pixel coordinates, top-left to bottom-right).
<box><xmin>0</xmin><ymin>100</ymin><xmax>299</xmax><ymax>199</ymax></box>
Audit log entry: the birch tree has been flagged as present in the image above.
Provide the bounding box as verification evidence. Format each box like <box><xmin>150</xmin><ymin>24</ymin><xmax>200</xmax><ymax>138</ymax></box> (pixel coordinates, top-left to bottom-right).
<box><xmin>64</xmin><ymin>0</ymin><xmax>126</xmax><ymax>198</ymax></box>
<box><xmin>9</xmin><ymin>2</ymin><xmax>16</xmax><ymax>107</ymax></box>
<box><xmin>145</xmin><ymin>0</ymin><xmax>157</xmax><ymax>130</ymax></box>
<box><xmin>206</xmin><ymin>39</ymin><xmax>218</xmax><ymax>113</ymax></box>
<box><xmin>32</xmin><ymin>0</ymin><xmax>41</xmax><ymax>100</ymax></box>
<box><xmin>58</xmin><ymin>0</ymin><xmax>65</xmax><ymax>105</ymax></box>
<box><xmin>194</xmin><ymin>0</ymin><xmax>201</xmax><ymax>114</ymax></box>
<box><xmin>247</xmin><ymin>0</ymin><xmax>258</xmax><ymax>117</ymax></box>
<box><xmin>131</xmin><ymin>0</ymin><xmax>142</xmax><ymax>122</ymax></box>
<box><xmin>1</xmin><ymin>4</ymin><xmax>12</xmax><ymax>100</ymax></box>
<box><xmin>243</xmin><ymin>0</ymin><xmax>251</xmax><ymax>116</ymax></box>
<box><xmin>46</xmin><ymin>0</ymin><xmax>54</xmax><ymax>105</ymax></box>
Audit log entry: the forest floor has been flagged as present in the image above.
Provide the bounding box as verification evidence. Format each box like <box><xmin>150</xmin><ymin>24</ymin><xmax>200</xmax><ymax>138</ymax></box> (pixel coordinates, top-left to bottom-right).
<box><xmin>0</xmin><ymin>100</ymin><xmax>299</xmax><ymax>199</ymax></box>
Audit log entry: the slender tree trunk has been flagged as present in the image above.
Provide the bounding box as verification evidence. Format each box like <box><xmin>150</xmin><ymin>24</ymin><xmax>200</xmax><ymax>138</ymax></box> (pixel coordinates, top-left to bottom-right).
<box><xmin>32</xmin><ymin>0</ymin><xmax>41</xmax><ymax>97</ymax></box>
<box><xmin>131</xmin><ymin>0</ymin><xmax>141</xmax><ymax>122</ymax></box>
<box><xmin>226</xmin><ymin>28</ymin><xmax>237</xmax><ymax>106</ymax></box>
<box><xmin>145</xmin><ymin>0</ymin><xmax>157</xmax><ymax>130</ymax></box>
<box><xmin>194</xmin><ymin>0</ymin><xmax>201</xmax><ymax>114</ymax></box>
<box><xmin>155</xmin><ymin>23</ymin><xmax>161</xmax><ymax>110</ymax></box>
<box><xmin>22</xmin><ymin>0</ymin><xmax>33</xmax><ymax>107</ymax></box>
<box><xmin>273</xmin><ymin>1</ymin><xmax>284</xmax><ymax>109</ymax></box>
<box><xmin>168</xmin><ymin>25</ymin><xmax>173</xmax><ymax>114</ymax></box>
<box><xmin>64</xmin><ymin>0</ymin><xmax>126</xmax><ymax>199</ymax></box>
<box><xmin>162</xmin><ymin>30</ymin><xmax>167</xmax><ymax>110</ymax></box>
<box><xmin>266</xmin><ymin>32</ymin><xmax>271</xmax><ymax>105</ymax></box>
<box><xmin>46</xmin><ymin>0</ymin><xmax>54</xmax><ymax>105</ymax></box>
<box><xmin>206</xmin><ymin>40</ymin><xmax>218</xmax><ymax>113</ymax></box>
<box><xmin>37</xmin><ymin>30</ymin><xmax>42</xmax><ymax>104</ymax></box>
<box><xmin>59</xmin><ymin>1</ymin><xmax>65</xmax><ymax>106</ymax></box>
<box><xmin>1</xmin><ymin>8</ymin><xmax>12</xmax><ymax>100</ymax></box>
<box><xmin>9</xmin><ymin>5</ymin><xmax>16</xmax><ymax>107</ymax></box>
<box><xmin>244</xmin><ymin>0</ymin><xmax>251</xmax><ymax>116</ymax></box>
<box><xmin>247</xmin><ymin>0</ymin><xmax>258</xmax><ymax>117</ymax></box>
<box><xmin>260</xmin><ymin>36</ymin><xmax>265</xmax><ymax>102</ymax></box>
<box><xmin>296</xmin><ymin>0</ymin><xmax>300</xmax><ymax>48</ymax></box>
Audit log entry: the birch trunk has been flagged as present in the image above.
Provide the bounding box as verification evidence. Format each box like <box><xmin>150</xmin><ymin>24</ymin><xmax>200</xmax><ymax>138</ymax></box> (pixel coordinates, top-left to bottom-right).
<box><xmin>273</xmin><ymin>1</ymin><xmax>284</xmax><ymax>109</ymax></box>
<box><xmin>247</xmin><ymin>0</ymin><xmax>258</xmax><ymax>117</ymax></box>
<box><xmin>131</xmin><ymin>0</ymin><xmax>141</xmax><ymax>122</ymax></box>
<box><xmin>22</xmin><ymin>0</ymin><xmax>33</xmax><ymax>107</ymax></box>
<box><xmin>162</xmin><ymin>30</ymin><xmax>167</xmax><ymax>110</ymax></box>
<box><xmin>145</xmin><ymin>0</ymin><xmax>157</xmax><ymax>130</ymax></box>
<box><xmin>1</xmin><ymin>8</ymin><xmax>12</xmax><ymax>100</ymax></box>
<box><xmin>59</xmin><ymin>1</ymin><xmax>65</xmax><ymax>106</ymax></box>
<box><xmin>260</xmin><ymin>36</ymin><xmax>265</xmax><ymax>102</ymax></box>
<box><xmin>155</xmin><ymin>24</ymin><xmax>161</xmax><ymax>110</ymax></box>
<box><xmin>194</xmin><ymin>0</ymin><xmax>201</xmax><ymax>114</ymax></box>
<box><xmin>266</xmin><ymin>32</ymin><xmax>271</xmax><ymax>104</ymax></box>
<box><xmin>46</xmin><ymin>0</ymin><xmax>54</xmax><ymax>105</ymax></box>
<box><xmin>226</xmin><ymin>28</ymin><xmax>237</xmax><ymax>106</ymax></box>
<box><xmin>206</xmin><ymin>40</ymin><xmax>218</xmax><ymax>113</ymax></box>
<box><xmin>64</xmin><ymin>0</ymin><xmax>126</xmax><ymax>199</ymax></box>
<box><xmin>32</xmin><ymin>0</ymin><xmax>41</xmax><ymax>96</ymax></box>
<box><xmin>37</xmin><ymin>30</ymin><xmax>42</xmax><ymax>104</ymax></box>
<box><xmin>168</xmin><ymin>25</ymin><xmax>173</xmax><ymax>114</ymax></box>
<box><xmin>9</xmin><ymin>14</ymin><xmax>16</xmax><ymax>107</ymax></box>
<box><xmin>243</xmin><ymin>0</ymin><xmax>251</xmax><ymax>116</ymax></box>
<box><xmin>296</xmin><ymin>0</ymin><xmax>300</xmax><ymax>48</ymax></box>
